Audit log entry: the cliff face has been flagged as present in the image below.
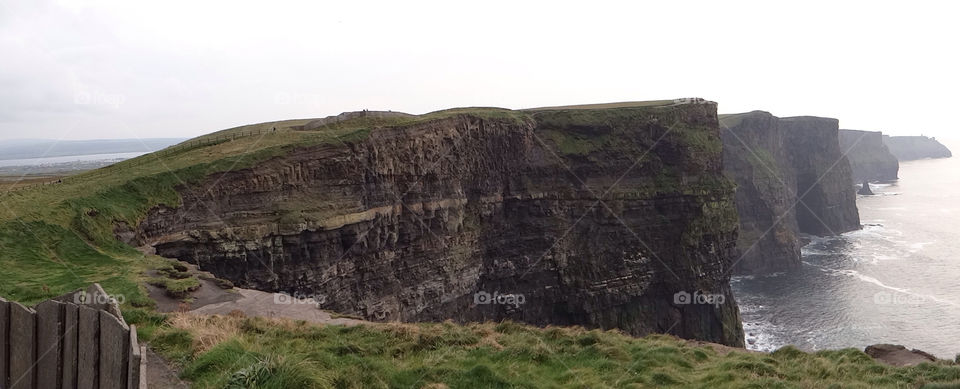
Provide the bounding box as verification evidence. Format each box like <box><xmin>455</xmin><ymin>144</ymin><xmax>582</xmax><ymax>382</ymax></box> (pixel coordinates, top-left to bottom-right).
<box><xmin>781</xmin><ymin>117</ymin><xmax>861</xmax><ymax>236</ymax></box>
<box><xmin>838</xmin><ymin>130</ymin><xmax>899</xmax><ymax>182</ymax></box>
<box><xmin>720</xmin><ymin>113</ymin><xmax>861</xmax><ymax>274</ymax></box>
<box><xmin>883</xmin><ymin>135</ymin><xmax>953</xmax><ymax>160</ymax></box>
<box><xmin>136</xmin><ymin>104</ymin><xmax>745</xmax><ymax>346</ymax></box>
<box><xmin>720</xmin><ymin>112</ymin><xmax>802</xmax><ymax>274</ymax></box>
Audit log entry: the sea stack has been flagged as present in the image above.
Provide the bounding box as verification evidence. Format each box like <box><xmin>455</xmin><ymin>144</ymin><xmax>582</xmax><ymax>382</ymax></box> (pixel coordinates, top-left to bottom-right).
<box><xmin>858</xmin><ymin>180</ymin><xmax>874</xmax><ymax>195</ymax></box>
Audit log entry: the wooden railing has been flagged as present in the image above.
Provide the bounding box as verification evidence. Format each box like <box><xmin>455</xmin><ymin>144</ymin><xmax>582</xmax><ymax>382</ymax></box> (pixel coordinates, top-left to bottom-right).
<box><xmin>0</xmin><ymin>284</ymin><xmax>145</xmax><ymax>389</ymax></box>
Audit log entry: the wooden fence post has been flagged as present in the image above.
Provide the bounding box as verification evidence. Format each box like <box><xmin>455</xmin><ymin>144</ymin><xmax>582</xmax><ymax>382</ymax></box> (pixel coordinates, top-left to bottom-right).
<box><xmin>77</xmin><ymin>305</ymin><xmax>100</xmax><ymax>389</ymax></box>
<box><xmin>100</xmin><ymin>311</ymin><xmax>129</xmax><ymax>388</ymax></box>
<box><xmin>36</xmin><ymin>300</ymin><xmax>65</xmax><ymax>388</ymax></box>
<box><xmin>8</xmin><ymin>302</ymin><xmax>36</xmax><ymax>389</ymax></box>
<box><xmin>127</xmin><ymin>326</ymin><xmax>141</xmax><ymax>389</ymax></box>
<box><xmin>0</xmin><ymin>297</ymin><xmax>9</xmax><ymax>389</ymax></box>
<box><xmin>63</xmin><ymin>303</ymin><xmax>80</xmax><ymax>389</ymax></box>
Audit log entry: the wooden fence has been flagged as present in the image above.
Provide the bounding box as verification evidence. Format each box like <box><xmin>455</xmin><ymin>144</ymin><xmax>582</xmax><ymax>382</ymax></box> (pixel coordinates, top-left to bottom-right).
<box><xmin>0</xmin><ymin>284</ymin><xmax>145</xmax><ymax>389</ymax></box>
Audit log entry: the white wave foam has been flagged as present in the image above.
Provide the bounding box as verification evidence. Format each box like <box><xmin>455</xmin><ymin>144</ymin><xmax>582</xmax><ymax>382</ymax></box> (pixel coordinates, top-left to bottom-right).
<box><xmin>834</xmin><ymin>269</ymin><xmax>958</xmax><ymax>307</ymax></box>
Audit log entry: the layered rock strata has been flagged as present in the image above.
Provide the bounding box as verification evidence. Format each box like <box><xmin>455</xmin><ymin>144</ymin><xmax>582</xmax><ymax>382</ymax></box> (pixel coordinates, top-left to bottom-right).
<box><xmin>137</xmin><ymin>103</ymin><xmax>746</xmax><ymax>346</ymax></box>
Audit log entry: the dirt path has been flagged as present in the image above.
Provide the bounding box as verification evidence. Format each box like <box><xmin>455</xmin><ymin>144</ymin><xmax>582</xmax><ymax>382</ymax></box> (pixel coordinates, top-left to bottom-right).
<box><xmin>144</xmin><ymin>263</ymin><xmax>364</xmax><ymax>387</ymax></box>
<box><xmin>144</xmin><ymin>287</ymin><xmax>363</xmax><ymax>388</ymax></box>
<box><xmin>187</xmin><ymin>288</ymin><xmax>364</xmax><ymax>325</ymax></box>
<box><xmin>145</xmin><ymin>347</ymin><xmax>190</xmax><ymax>389</ymax></box>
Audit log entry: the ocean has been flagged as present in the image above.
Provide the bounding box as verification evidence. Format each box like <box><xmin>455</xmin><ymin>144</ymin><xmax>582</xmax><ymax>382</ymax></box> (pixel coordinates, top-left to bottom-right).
<box><xmin>0</xmin><ymin>151</ymin><xmax>149</xmax><ymax>168</ymax></box>
<box><xmin>733</xmin><ymin>143</ymin><xmax>960</xmax><ymax>359</ymax></box>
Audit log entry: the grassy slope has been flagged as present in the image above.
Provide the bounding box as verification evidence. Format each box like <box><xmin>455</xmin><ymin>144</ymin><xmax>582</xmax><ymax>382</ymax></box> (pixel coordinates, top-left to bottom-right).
<box><xmin>3</xmin><ymin>103</ymin><xmax>959</xmax><ymax>387</ymax></box>
<box><xmin>0</xmin><ymin>120</ymin><xmax>374</xmax><ymax>303</ymax></box>
<box><xmin>136</xmin><ymin>313</ymin><xmax>960</xmax><ymax>389</ymax></box>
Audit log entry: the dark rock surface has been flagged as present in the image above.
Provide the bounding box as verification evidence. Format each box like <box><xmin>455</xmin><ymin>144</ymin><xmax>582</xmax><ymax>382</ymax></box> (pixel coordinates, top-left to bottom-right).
<box><xmin>839</xmin><ymin>130</ymin><xmax>899</xmax><ymax>182</ymax></box>
<box><xmin>865</xmin><ymin>344</ymin><xmax>938</xmax><ymax>367</ymax></box>
<box><xmin>720</xmin><ymin>111</ymin><xmax>802</xmax><ymax>274</ymax></box>
<box><xmin>883</xmin><ymin>135</ymin><xmax>953</xmax><ymax>161</ymax></box>
<box><xmin>136</xmin><ymin>103</ymin><xmax>745</xmax><ymax>346</ymax></box>
<box><xmin>780</xmin><ymin>116</ymin><xmax>861</xmax><ymax>236</ymax></box>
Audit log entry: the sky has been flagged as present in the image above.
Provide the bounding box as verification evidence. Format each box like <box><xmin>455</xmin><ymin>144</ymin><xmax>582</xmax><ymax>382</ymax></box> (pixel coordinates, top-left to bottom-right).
<box><xmin>0</xmin><ymin>0</ymin><xmax>958</xmax><ymax>141</ymax></box>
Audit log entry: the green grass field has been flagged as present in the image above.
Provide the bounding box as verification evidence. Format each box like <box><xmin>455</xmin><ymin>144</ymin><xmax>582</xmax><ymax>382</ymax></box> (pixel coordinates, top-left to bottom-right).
<box><xmin>523</xmin><ymin>100</ymin><xmax>679</xmax><ymax>111</ymax></box>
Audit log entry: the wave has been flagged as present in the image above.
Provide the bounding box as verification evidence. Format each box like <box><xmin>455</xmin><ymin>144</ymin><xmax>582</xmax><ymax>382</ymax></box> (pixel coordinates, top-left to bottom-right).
<box><xmin>812</xmin><ymin>265</ymin><xmax>958</xmax><ymax>308</ymax></box>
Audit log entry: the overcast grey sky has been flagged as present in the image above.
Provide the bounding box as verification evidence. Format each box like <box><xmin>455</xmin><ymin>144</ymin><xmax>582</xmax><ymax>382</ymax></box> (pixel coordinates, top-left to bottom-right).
<box><xmin>1</xmin><ymin>0</ymin><xmax>957</xmax><ymax>141</ymax></box>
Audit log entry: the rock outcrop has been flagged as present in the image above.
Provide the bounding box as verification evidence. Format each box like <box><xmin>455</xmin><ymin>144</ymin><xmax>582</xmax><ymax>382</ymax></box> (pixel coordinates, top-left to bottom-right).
<box><xmin>137</xmin><ymin>103</ymin><xmax>745</xmax><ymax>346</ymax></box>
<box><xmin>883</xmin><ymin>135</ymin><xmax>953</xmax><ymax>160</ymax></box>
<box><xmin>865</xmin><ymin>344</ymin><xmax>938</xmax><ymax>367</ymax></box>
<box><xmin>720</xmin><ymin>113</ymin><xmax>861</xmax><ymax>274</ymax></box>
<box><xmin>720</xmin><ymin>112</ymin><xmax>802</xmax><ymax>274</ymax></box>
<box><xmin>780</xmin><ymin>116</ymin><xmax>861</xmax><ymax>236</ymax></box>
<box><xmin>838</xmin><ymin>130</ymin><xmax>899</xmax><ymax>182</ymax></box>
<box><xmin>301</xmin><ymin>110</ymin><xmax>415</xmax><ymax>131</ymax></box>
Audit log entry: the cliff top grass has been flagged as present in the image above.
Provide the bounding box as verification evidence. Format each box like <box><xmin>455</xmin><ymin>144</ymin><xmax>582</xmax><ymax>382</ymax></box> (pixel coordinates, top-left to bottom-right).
<box><xmin>127</xmin><ymin>312</ymin><xmax>960</xmax><ymax>389</ymax></box>
<box><xmin>523</xmin><ymin>100</ymin><xmax>678</xmax><ymax>111</ymax></box>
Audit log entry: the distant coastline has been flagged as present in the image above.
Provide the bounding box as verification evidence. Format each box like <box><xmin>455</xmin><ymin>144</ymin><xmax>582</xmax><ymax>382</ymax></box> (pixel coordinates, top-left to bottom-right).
<box><xmin>0</xmin><ymin>138</ymin><xmax>185</xmax><ymax>161</ymax></box>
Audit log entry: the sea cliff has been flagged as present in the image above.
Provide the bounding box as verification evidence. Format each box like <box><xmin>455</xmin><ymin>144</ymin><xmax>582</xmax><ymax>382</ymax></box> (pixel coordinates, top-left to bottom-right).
<box><xmin>136</xmin><ymin>102</ymin><xmax>746</xmax><ymax>346</ymax></box>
